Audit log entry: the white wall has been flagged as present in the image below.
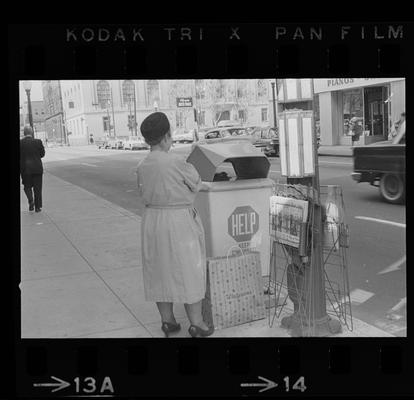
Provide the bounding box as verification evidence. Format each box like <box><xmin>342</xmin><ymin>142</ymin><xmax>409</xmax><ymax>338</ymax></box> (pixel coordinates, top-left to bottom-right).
<box><xmin>390</xmin><ymin>80</ymin><xmax>406</xmax><ymax>126</ymax></box>
<box><xmin>319</xmin><ymin>92</ymin><xmax>336</xmax><ymax>146</ymax></box>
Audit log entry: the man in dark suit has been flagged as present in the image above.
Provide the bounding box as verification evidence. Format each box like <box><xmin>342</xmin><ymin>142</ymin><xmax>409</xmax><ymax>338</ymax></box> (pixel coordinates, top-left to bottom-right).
<box><xmin>20</xmin><ymin>126</ymin><xmax>45</xmax><ymax>212</ymax></box>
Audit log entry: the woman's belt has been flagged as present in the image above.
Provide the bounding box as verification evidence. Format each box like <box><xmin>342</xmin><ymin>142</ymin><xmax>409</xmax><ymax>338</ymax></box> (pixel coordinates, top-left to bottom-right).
<box><xmin>145</xmin><ymin>204</ymin><xmax>193</xmax><ymax>210</ymax></box>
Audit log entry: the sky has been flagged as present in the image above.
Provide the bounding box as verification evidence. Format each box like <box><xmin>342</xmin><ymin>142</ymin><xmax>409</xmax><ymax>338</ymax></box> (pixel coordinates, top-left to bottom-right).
<box><xmin>19</xmin><ymin>81</ymin><xmax>43</xmax><ymax>107</ymax></box>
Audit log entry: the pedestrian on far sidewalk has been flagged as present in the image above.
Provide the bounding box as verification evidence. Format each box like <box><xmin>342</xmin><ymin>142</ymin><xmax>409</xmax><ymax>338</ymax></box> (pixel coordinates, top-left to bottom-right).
<box><xmin>20</xmin><ymin>126</ymin><xmax>45</xmax><ymax>212</ymax></box>
<box><xmin>389</xmin><ymin>112</ymin><xmax>405</xmax><ymax>140</ymax></box>
<box><xmin>350</xmin><ymin>117</ymin><xmax>362</xmax><ymax>146</ymax></box>
<box><xmin>89</xmin><ymin>133</ymin><xmax>94</xmax><ymax>144</ymax></box>
<box><xmin>136</xmin><ymin>112</ymin><xmax>213</xmax><ymax>338</ymax></box>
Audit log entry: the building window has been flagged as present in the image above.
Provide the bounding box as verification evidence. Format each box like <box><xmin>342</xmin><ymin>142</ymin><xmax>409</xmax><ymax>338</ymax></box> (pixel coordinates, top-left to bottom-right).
<box><xmin>103</xmin><ymin>116</ymin><xmax>110</xmax><ymax>132</ymax></box>
<box><xmin>147</xmin><ymin>80</ymin><xmax>160</xmax><ymax>108</ymax></box>
<box><xmin>261</xmin><ymin>108</ymin><xmax>268</xmax><ymax>122</ymax></box>
<box><xmin>216</xmin><ymin>80</ymin><xmax>225</xmax><ymax>99</ymax></box>
<box><xmin>127</xmin><ymin>115</ymin><xmax>136</xmax><ymax>132</ymax></box>
<box><xmin>237</xmin><ymin>80</ymin><xmax>248</xmax><ymax>98</ymax></box>
<box><xmin>195</xmin><ymin>80</ymin><xmax>205</xmax><ymax>100</ymax></box>
<box><xmin>122</xmin><ymin>80</ymin><xmax>135</xmax><ymax>105</ymax></box>
<box><xmin>176</xmin><ymin>111</ymin><xmax>185</xmax><ymax>128</ymax></box>
<box><xmin>68</xmin><ymin>101</ymin><xmax>74</xmax><ymax>109</ymax></box>
<box><xmin>216</xmin><ymin>110</ymin><xmax>230</xmax><ymax>123</ymax></box>
<box><xmin>257</xmin><ymin>79</ymin><xmax>268</xmax><ymax>100</ymax></box>
<box><xmin>97</xmin><ymin>80</ymin><xmax>111</xmax><ymax>109</ymax></box>
<box><xmin>238</xmin><ymin>109</ymin><xmax>247</xmax><ymax>123</ymax></box>
<box><xmin>198</xmin><ymin>110</ymin><xmax>205</xmax><ymax>126</ymax></box>
<box><xmin>342</xmin><ymin>88</ymin><xmax>363</xmax><ymax>137</ymax></box>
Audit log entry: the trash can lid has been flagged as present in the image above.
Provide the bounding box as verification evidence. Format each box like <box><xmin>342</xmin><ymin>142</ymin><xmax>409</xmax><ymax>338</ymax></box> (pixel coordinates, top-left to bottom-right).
<box><xmin>187</xmin><ymin>142</ymin><xmax>270</xmax><ymax>181</ymax></box>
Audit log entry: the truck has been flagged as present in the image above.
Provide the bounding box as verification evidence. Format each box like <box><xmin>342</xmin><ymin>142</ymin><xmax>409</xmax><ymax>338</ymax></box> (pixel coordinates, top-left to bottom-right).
<box><xmin>351</xmin><ymin>127</ymin><xmax>405</xmax><ymax>204</ymax></box>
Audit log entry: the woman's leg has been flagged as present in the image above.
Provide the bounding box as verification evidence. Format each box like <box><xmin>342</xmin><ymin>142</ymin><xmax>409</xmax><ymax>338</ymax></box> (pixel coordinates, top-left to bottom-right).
<box><xmin>156</xmin><ymin>302</ymin><xmax>177</xmax><ymax>324</ymax></box>
<box><xmin>184</xmin><ymin>300</ymin><xmax>209</xmax><ymax>330</ymax></box>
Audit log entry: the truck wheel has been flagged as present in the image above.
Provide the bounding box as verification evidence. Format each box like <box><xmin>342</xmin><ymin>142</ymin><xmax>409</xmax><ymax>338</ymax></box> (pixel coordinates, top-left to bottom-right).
<box><xmin>379</xmin><ymin>173</ymin><xmax>405</xmax><ymax>204</ymax></box>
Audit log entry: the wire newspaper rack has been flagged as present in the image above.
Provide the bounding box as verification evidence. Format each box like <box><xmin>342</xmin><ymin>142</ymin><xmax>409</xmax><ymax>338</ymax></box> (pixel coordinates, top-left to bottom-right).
<box><xmin>266</xmin><ymin>182</ymin><xmax>353</xmax><ymax>334</ymax></box>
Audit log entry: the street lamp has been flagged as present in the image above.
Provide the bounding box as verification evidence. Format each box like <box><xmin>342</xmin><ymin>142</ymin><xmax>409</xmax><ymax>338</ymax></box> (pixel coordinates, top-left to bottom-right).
<box><xmin>22</xmin><ymin>81</ymin><xmax>34</xmax><ymax>131</ymax></box>
<box><xmin>271</xmin><ymin>81</ymin><xmax>277</xmax><ymax>131</ymax></box>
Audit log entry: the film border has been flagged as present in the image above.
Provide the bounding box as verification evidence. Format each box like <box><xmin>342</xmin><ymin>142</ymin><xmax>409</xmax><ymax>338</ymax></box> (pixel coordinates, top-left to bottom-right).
<box><xmin>7</xmin><ymin>21</ymin><xmax>412</xmax><ymax>398</ymax></box>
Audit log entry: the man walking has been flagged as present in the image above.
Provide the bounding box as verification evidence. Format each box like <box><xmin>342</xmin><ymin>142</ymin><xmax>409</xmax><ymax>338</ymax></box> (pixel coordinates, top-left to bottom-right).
<box><xmin>20</xmin><ymin>126</ymin><xmax>45</xmax><ymax>212</ymax></box>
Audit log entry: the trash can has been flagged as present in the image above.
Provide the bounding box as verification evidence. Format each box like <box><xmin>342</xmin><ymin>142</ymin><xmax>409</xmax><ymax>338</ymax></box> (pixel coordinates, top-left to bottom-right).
<box><xmin>187</xmin><ymin>142</ymin><xmax>274</xmax><ymax>276</ymax></box>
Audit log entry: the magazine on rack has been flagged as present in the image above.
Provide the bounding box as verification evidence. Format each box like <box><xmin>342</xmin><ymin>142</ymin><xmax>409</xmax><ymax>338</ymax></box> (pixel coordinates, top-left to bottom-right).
<box><xmin>269</xmin><ymin>196</ymin><xmax>309</xmax><ymax>248</ymax></box>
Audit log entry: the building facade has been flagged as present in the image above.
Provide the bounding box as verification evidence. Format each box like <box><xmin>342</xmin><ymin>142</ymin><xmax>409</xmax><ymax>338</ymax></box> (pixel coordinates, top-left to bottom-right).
<box><xmin>314</xmin><ymin>78</ymin><xmax>405</xmax><ymax>146</ymax></box>
<box><xmin>21</xmin><ymin>100</ymin><xmax>46</xmax><ymax>139</ymax></box>
<box><xmin>47</xmin><ymin>79</ymin><xmax>273</xmax><ymax>146</ymax></box>
<box><xmin>42</xmin><ymin>81</ymin><xmax>67</xmax><ymax>144</ymax></box>
<box><xmin>274</xmin><ymin>78</ymin><xmax>405</xmax><ymax>147</ymax></box>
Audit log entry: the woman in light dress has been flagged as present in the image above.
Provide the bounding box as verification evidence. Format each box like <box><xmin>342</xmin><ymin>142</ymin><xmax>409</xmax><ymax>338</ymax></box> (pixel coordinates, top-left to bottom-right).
<box><xmin>136</xmin><ymin>112</ymin><xmax>214</xmax><ymax>338</ymax></box>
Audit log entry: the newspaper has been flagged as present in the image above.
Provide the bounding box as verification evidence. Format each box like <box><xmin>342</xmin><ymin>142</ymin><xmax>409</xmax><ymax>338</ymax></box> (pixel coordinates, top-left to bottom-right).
<box><xmin>270</xmin><ymin>196</ymin><xmax>309</xmax><ymax>248</ymax></box>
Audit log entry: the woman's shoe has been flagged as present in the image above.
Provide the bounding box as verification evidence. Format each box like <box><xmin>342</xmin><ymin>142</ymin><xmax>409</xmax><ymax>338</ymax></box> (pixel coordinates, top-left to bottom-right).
<box><xmin>188</xmin><ymin>324</ymin><xmax>214</xmax><ymax>338</ymax></box>
<box><xmin>161</xmin><ymin>321</ymin><xmax>181</xmax><ymax>338</ymax></box>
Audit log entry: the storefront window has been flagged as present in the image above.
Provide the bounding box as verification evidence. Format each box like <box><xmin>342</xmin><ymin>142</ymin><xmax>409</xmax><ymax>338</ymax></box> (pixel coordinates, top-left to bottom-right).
<box><xmin>364</xmin><ymin>86</ymin><xmax>388</xmax><ymax>137</ymax></box>
<box><xmin>342</xmin><ymin>88</ymin><xmax>363</xmax><ymax>137</ymax></box>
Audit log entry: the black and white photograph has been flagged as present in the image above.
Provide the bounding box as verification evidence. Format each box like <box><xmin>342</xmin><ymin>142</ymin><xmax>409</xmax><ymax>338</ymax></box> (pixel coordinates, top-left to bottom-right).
<box><xmin>19</xmin><ymin>77</ymin><xmax>406</xmax><ymax>338</ymax></box>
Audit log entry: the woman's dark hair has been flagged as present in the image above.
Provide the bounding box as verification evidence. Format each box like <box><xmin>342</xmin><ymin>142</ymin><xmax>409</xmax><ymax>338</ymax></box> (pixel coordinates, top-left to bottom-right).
<box><xmin>144</xmin><ymin>129</ymin><xmax>171</xmax><ymax>146</ymax></box>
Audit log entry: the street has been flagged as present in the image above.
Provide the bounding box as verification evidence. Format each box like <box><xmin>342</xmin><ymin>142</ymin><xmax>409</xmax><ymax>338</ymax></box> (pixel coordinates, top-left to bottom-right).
<box><xmin>41</xmin><ymin>144</ymin><xmax>406</xmax><ymax>336</ymax></box>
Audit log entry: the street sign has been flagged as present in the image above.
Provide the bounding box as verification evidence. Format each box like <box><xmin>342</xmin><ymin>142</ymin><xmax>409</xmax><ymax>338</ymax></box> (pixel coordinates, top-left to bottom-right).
<box><xmin>228</xmin><ymin>206</ymin><xmax>259</xmax><ymax>243</ymax></box>
<box><xmin>176</xmin><ymin>97</ymin><xmax>193</xmax><ymax>107</ymax></box>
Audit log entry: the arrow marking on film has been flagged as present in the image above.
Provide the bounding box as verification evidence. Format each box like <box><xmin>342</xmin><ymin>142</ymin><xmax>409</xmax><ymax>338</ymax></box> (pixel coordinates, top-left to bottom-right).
<box><xmin>378</xmin><ymin>255</ymin><xmax>406</xmax><ymax>275</ymax></box>
<box><xmin>33</xmin><ymin>376</ymin><xmax>71</xmax><ymax>393</ymax></box>
<box><xmin>241</xmin><ymin>376</ymin><xmax>278</xmax><ymax>393</ymax></box>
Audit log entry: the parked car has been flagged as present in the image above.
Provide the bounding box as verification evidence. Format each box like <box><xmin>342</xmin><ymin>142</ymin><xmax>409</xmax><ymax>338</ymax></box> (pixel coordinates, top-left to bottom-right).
<box><xmin>107</xmin><ymin>138</ymin><xmax>124</xmax><ymax>149</ymax></box>
<box><xmin>250</xmin><ymin>126</ymin><xmax>278</xmax><ymax>151</ymax></box>
<box><xmin>200</xmin><ymin>126</ymin><xmax>253</xmax><ymax>143</ymax></box>
<box><xmin>263</xmin><ymin>127</ymin><xmax>280</xmax><ymax>157</ymax></box>
<box><xmin>172</xmin><ymin>129</ymin><xmax>195</xmax><ymax>144</ymax></box>
<box><xmin>123</xmin><ymin>136</ymin><xmax>149</xmax><ymax>150</ymax></box>
<box><xmin>351</xmin><ymin>127</ymin><xmax>405</xmax><ymax>204</ymax></box>
<box><xmin>216</xmin><ymin>120</ymin><xmax>240</xmax><ymax>128</ymax></box>
<box><xmin>95</xmin><ymin>138</ymin><xmax>110</xmax><ymax>149</ymax></box>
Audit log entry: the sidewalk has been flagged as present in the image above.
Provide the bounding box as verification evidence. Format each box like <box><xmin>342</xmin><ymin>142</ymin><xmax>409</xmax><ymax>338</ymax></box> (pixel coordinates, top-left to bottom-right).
<box><xmin>318</xmin><ymin>145</ymin><xmax>353</xmax><ymax>157</ymax></box>
<box><xmin>20</xmin><ymin>172</ymin><xmax>393</xmax><ymax>338</ymax></box>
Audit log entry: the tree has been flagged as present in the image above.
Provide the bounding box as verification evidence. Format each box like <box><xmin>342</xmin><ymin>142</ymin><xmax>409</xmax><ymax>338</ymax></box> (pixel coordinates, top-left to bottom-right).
<box><xmin>168</xmin><ymin>80</ymin><xmax>194</xmax><ymax>129</ymax></box>
<box><xmin>197</xmin><ymin>80</ymin><xmax>235</xmax><ymax>126</ymax></box>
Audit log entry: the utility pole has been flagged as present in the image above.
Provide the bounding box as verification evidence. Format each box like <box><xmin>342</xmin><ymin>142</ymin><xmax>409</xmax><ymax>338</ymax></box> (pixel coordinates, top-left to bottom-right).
<box><xmin>106</xmin><ymin>104</ymin><xmax>111</xmax><ymax>137</ymax></box>
<box><xmin>193</xmin><ymin>79</ymin><xmax>200</xmax><ymax>141</ymax></box>
<box><xmin>133</xmin><ymin>82</ymin><xmax>138</xmax><ymax>136</ymax></box>
<box><xmin>57</xmin><ymin>81</ymin><xmax>68</xmax><ymax>145</ymax></box>
<box><xmin>128</xmin><ymin>95</ymin><xmax>133</xmax><ymax>135</ymax></box>
<box><xmin>271</xmin><ymin>81</ymin><xmax>277</xmax><ymax>131</ymax></box>
<box><xmin>280</xmin><ymin>79</ymin><xmax>341</xmax><ymax>336</ymax></box>
<box><xmin>111</xmin><ymin>87</ymin><xmax>116</xmax><ymax>138</ymax></box>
